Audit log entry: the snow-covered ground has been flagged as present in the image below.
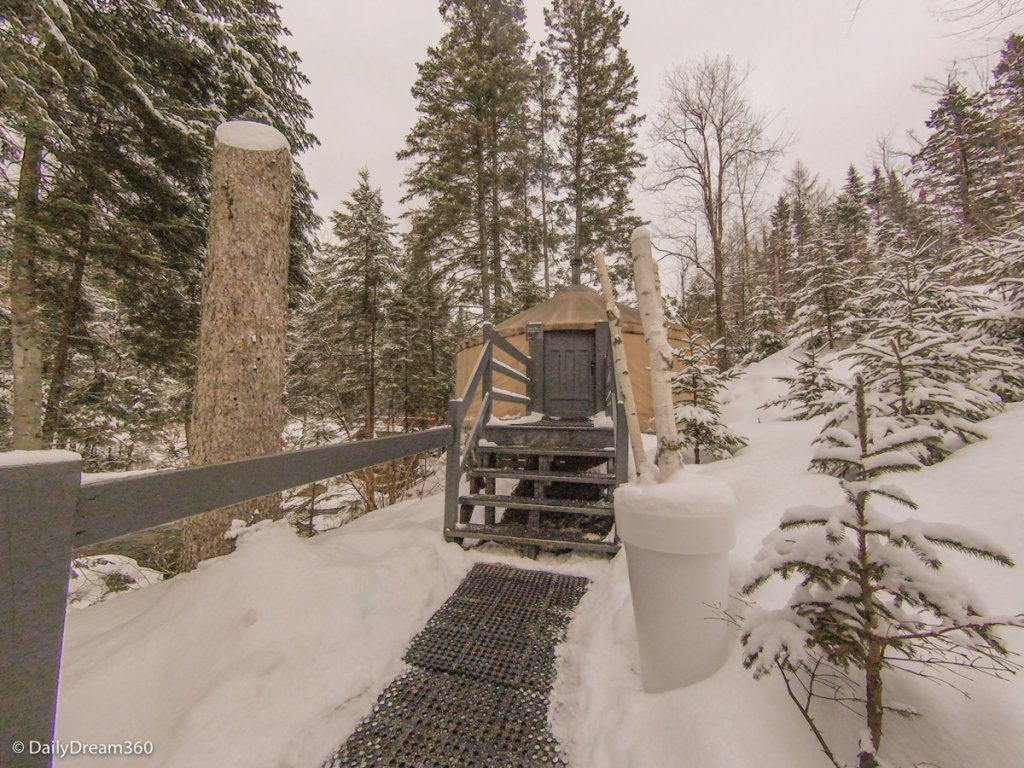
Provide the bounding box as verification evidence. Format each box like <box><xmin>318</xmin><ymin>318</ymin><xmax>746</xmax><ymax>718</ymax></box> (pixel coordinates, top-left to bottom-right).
<box><xmin>55</xmin><ymin>348</ymin><xmax>1024</xmax><ymax>767</ymax></box>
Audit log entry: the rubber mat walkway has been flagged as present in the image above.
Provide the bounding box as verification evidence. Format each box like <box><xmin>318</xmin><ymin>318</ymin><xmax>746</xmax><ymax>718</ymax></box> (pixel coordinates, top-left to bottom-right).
<box><xmin>324</xmin><ymin>562</ymin><xmax>590</xmax><ymax>768</ymax></box>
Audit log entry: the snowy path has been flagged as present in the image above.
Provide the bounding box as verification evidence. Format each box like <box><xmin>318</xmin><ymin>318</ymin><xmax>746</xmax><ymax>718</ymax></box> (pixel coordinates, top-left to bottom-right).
<box><xmin>323</xmin><ymin>562</ymin><xmax>589</xmax><ymax>767</ymax></box>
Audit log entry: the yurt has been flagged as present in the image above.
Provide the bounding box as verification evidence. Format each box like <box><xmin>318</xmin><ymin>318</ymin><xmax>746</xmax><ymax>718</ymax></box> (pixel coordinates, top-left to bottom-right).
<box><xmin>453</xmin><ymin>284</ymin><xmax>694</xmax><ymax>430</ymax></box>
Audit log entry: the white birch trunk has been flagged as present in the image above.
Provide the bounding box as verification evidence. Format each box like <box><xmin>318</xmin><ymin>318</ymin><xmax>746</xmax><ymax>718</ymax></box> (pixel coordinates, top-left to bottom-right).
<box><xmin>180</xmin><ymin>121</ymin><xmax>292</xmax><ymax>571</ymax></box>
<box><xmin>595</xmin><ymin>250</ymin><xmax>651</xmax><ymax>477</ymax></box>
<box><xmin>632</xmin><ymin>227</ymin><xmax>683</xmax><ymax>477</ymax></box>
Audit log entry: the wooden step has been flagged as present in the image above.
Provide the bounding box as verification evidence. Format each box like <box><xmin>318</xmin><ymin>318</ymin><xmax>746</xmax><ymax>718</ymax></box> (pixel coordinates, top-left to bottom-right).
<box><xmin>475</xmin><ymin>445</ymin><xmax>614</xmax><ymax>459</ymax></box>
<box><xmin>467</xmin><ymin>468</ymin><xmax>615</xmax><ymax>485</ymax></box>
<box><xmin>448</xmin><ymin>523</ymin><xmax>620</xmax><ymax>554</ymax></box>
<box><xmin>459</xmin><ymin>494</ymin><xmax>613</xmax><ymax>517</ymax></box>
<box><xmin>482</xmin><ymin>422</ymin><xmax>613</xmax><ymax>450</ymax></box>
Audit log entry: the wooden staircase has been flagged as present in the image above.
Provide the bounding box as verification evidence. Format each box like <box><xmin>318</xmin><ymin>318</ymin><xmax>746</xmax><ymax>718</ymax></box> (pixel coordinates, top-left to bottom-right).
<box><xmin>444</xmin><ymin>322</ymin><xmax>627</xmax><ymax>555</ymax></box>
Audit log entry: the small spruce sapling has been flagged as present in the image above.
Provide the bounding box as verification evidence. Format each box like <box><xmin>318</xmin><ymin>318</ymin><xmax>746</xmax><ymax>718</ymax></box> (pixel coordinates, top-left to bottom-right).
<box><xmin>672</xmin><ymin>339</ymin><xmax>747</xmax><ymax>464</ymax></box>
<box><xmin>843</xmin><ymin>247</ymin><xmax>1015</xmax><ymax>460</ymax></box>
<box><xmin>760</xmin><ymin>345</ymin><xmax>840</xmax><ymax>420</ymax></box>
<box><xmin>741</xmin><ymin>376</ymin><xmax>1022</xmax><ymax>768</ymax></box>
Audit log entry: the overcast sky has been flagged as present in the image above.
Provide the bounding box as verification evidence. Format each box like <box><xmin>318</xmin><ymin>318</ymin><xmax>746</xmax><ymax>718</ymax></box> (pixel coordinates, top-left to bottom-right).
<box><xmin>276</xmin><ymin>1</ymin><xmax>1010</xmax><ymax>238</ymax></box>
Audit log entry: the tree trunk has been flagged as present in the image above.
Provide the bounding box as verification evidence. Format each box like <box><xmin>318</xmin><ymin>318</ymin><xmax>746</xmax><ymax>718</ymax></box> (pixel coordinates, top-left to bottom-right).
<box><xmin>631</xmin><ymin>227</ymin><xmax>682</xmax><ymax>477</ymax></box>
<box><xmin>10</xmin><ymin>130</ymin><xmax>47</xmax><ymax>450</ymax></box>
<box><xmin>179</xmin><ymin>121</ymin><xmax>292</xmax><ymax>572</ymax></box>
<box><xmin>476</xmin><ymin>138</ymin><xmax>491</xmax><ymax>322</ymax></box>
<box><xmin>539</xmin><ymin>96</ymin><xmax>551</xmax><ymax>296</ymax></box>
<box><xmin>43</xmin><ymin>223</ymin><xmax>90</xmax><ymax>445</ymax></box>
<box><xmin>712</xmin><ymin>239</ymin><xmax>729</xmax><ymax>370</ymax></box>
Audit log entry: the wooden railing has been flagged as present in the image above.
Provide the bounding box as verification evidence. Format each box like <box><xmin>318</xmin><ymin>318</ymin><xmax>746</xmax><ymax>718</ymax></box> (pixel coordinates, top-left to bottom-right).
<box><xmin>443</xmin><ymin>322</ymin><xmax>532</xmax><ymax>540</ymax></box>
<box><xmin>0</xmin><ymin>426</ymin><xmax>450</xmax><ymax>768</ymax></box>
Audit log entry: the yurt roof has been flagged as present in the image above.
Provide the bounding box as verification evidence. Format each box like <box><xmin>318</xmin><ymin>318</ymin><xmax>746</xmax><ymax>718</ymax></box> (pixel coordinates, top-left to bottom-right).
<box><xmin>458</xmin><ymin>285</ymin><xmax>682</xmax><ymax>351</ymax></box>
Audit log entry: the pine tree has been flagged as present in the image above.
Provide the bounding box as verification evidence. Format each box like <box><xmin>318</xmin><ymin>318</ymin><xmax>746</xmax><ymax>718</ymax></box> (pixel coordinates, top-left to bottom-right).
<box><xmin>532</xmin><ymin>50</ymin><xmax>561</xmax><ymax>297</ymax></box>
<box><xmin>292</xmin><ymin>170</ymin><xmax>395</xmax><ymax>440</ymax></box>
<box><xmin>544</xmin><ymin>0</ymin><xmax>644</xmax><ymax>286</ymax></box>
<box><xmin>789</xmin><ymin>206</ymin><xmax>856</xmax><ymax>350</ymax></box>
<box><xmin>843</xmin><ymin>249</ymin><xmax>1011</xmax><ymax>461</ymax></box>
<box><xmin>833</xmin><ymin>164</ymin><xmax>871</xmax><ymax>274</ymax></box>
<box><xmin>760</xmin><ymin>345</ymin><xmax>839</xmax><ymax>420</ymax></box>
<box><xmin>989</xmin><ymin>33</ymin><xmax>1024</xmax><ymax>227</ymax></box>
<box><xmin>399</xmin><ymin>0</ymin><xmax>533</xmax><ymax>322</ymax></box>
<box><xmin>744</xmin><ymin>284</ymin><xmax>787</xmax><ymax>363</ymax></box>
<box><xmin>672</xmin><ymin>339</ymin><xmax>747</xmax><ymax>463</ymax></box>
<box><xmin>3</xmin><ymin>0</ymin><xmax>318</xmax><ymax>459</ymax></box>
<box><xmin>913</xmin><ymin>78</ymin><xmax>1002</xmax><ymax>240</ymax></box>
<box><xmin>951</xmin><ymin>225</ymin><xmax>1024</xmax><ymax>398</ymax></box>
<box><xmin>742</xmin><ymin>376</ymin><xmax>1021</xmax><ymax>768</ymax></box>
<box><xmin>765</xmin><ymin>194</ymin><xmax>795</xmax><ymax>312</ymax></box>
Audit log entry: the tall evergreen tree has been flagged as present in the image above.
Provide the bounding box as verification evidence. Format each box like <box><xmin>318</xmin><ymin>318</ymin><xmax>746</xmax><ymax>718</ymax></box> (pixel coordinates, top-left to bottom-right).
<box><xmin>399</xmin><ymin>0</ymin><xmax>533</xmax><ymax>322</ymax></box>
<box><xmin>544</xmin><ymin>0</ymin><xmax>644</xmax><ymax>286</ymax></box>
<box><xmin>765</xmin><ymin>194</ymin><xmax>795</xmax><ymax>311</ymax></box>
<box><xmin>989</xmin><ymin>33</ymin><xmax>1024</xmax><ymax>224</ymax></box>
<box><xmin>833</xmin><ymin>164</ymin><xmax>871</xmax><ymax>273</ymax></box>
<box><xmin>292</xmin><ymin>170</ymin><xmax>395</xmax><ymax>440</ymax></box>
<box><xmin>532</xmin><ymin>51</ymin><xmax>561</xmax><ymax>297</ymax></box>
<box><xmin>914</xmin><ymin>78</ymin><xmax>1001</xmax><ymax>240</ymax></box>
<box><xmin>789</xmin><ymin>206</ymin><xmax>856</xmax><ymax>350</ymax></box>
<box><xmin>2</xmin><ymin>0</ymin><xmax>318</xmax><ymax>460</ymax></box>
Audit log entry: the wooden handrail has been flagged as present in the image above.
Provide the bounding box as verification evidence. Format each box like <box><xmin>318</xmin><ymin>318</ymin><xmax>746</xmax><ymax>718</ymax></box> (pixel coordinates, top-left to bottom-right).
<box><xmin>76</xmin><ymin>427</ymin><xmax>451</xmax><ymax>547</ymax></box>
<box><xmin>0</xmin><ymin>426</ymin><xmax>451</xmax><ymax>768</ymax></box>
<box><xmin>489</xmin><ymin>332</ymin><xmax>530</xmax><ymax>367</ymax></box>
<box><xmin>443</xmin><ymin>321</ymin><xmax>533</xmax><ymax>542</ymax></box>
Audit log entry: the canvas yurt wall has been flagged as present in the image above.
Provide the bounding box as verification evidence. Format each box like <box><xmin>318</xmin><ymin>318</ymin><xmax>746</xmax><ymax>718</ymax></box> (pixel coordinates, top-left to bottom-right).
<box><xmin>453</xmin><ymin>285</ymin><xmax>693</xmax><ymax>430</ymax></box>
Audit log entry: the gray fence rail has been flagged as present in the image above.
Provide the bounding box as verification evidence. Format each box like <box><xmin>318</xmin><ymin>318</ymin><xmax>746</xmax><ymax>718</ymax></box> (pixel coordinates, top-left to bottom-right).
<box><xmin>0</xmin><ymin>426</ymin><xmax>450</xmax><ymax>768</ymax></box>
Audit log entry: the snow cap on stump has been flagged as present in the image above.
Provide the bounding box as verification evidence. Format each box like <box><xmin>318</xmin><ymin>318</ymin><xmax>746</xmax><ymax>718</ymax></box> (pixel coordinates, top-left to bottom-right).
<box><xmin>215</xmin><ymin>120</ymin><xmax>290</xmax><ymax>152</ymax></box>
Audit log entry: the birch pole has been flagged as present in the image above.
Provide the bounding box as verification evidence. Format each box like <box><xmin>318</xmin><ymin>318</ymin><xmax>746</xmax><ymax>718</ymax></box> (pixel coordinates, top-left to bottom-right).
<box><xmin>595</xmin><ymin>250</ymin><xmax>651</xmax><ymax>477</ymax></box>
<box><xmin>632</xmin><ymin>226</ymin><xmax>683</xmax><ymax>476</ymax></box>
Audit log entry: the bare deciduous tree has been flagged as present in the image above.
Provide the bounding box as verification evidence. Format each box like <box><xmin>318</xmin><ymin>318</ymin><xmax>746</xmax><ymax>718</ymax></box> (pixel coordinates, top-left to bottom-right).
<box><xmin>647</xmin><ymin>55</ymin><xmax>788</xmax><ymax>370</ymax></box>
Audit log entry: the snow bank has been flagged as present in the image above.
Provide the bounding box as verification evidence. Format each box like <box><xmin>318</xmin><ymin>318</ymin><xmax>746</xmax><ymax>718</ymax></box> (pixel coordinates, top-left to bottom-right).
<box><xmin>56</xmin><ymin>498</ymin><xmax>473</xmax><ymax>767</ymax></box>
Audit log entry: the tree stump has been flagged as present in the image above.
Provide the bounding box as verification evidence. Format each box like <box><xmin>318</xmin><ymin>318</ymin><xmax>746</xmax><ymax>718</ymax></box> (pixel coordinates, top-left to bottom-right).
<box><xmin>179</xmin><ymin>120</ymin><xmax>291</xmax><ymax>571</ymax></box>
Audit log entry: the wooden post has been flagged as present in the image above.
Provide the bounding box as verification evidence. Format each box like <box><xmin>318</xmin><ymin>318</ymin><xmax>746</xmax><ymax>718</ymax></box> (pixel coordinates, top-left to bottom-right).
<box><xmin>0</xmin><ymin>452</ymin><xmax>81</xmax><ymax>768</ymax></box>
<box><xmin>481</xmin><ymin>322</ymin><xmax>494</xmax><ymax>424</ymax></box>
<box><xmin>595</xmin><ymin>251</ymin><xmax>651</xmax><ymax>477</ymax></box>
<box><xmin>526</xmin><ymin>322</ymin><xmax>544</xmax><ymax>413</ymax></box>
<box><xmin>180</xmin><ymin>120</ymin><xmax>292</xmax><ymax>571</ymax></box>
<box><xmin>632</xmin><ymin>227</ymin><xmax>683</xmax><ymax>477</ymax></box>
<box><xmin>444</xmin><ymin>399</ymin><xmax>463</xmax><ymax>540</ymax></box>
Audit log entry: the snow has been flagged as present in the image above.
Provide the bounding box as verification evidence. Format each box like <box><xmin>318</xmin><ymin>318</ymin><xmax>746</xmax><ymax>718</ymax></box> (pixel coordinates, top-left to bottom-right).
<box><xmin>52</xmin><ymin>347</ymin><xmax>1024</xmax><ymax>768</ymax></box>
<box><xmin>488</xmin><ymin>410</ymin><xmax>544</xmax><ymax>425</ymax></box>
<box><xmin>68</xmin><ymin>555</ymin><xmax>164</xmax><ymax>609</ymax></box>
<box><xmin>0</xmin><ymin>449</ymin><xmax>80</xmax><ymax>467</ymax></box>
<box><xmin>215</xmin><ymin>120</ymin><xmax>290</xmax><ymax>151</ymax></box>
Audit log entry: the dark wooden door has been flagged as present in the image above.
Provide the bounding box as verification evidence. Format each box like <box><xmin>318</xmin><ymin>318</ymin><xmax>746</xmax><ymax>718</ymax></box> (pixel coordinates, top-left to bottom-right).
<box><xmin>544</xmin><ymin>330</ymin><xmax>596</xmax><ymax>418</ymax></box>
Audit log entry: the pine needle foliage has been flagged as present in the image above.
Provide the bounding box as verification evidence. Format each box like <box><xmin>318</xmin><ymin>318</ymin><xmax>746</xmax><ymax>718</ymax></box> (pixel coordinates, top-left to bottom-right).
<box><xmin>760</xmin><ymin>345</ymin><xmax>839</xmax><ymax>420</ymax></box>
<box><xmin>672</xmin><ymin>339</ymin><xmax>747</xmax><ymax>463</ymax></box>
<box><xmin>742</xmin><ymin>376</ymin><xmax>1022</xmax><ymax>768</ymax></box>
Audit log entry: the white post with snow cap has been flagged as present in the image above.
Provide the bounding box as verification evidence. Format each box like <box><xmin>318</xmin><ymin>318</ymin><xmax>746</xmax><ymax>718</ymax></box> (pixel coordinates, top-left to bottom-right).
<box><xmin>615</xmin><ymin>472</ymin><xmax>736</xmax><ymax>692</ymax></box>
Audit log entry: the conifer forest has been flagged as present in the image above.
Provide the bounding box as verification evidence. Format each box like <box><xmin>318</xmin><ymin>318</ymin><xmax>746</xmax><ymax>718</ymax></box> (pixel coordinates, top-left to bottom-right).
<box><xmin>2</xmin><ymin>1</ymin><xmax>1023</xmax><ymax>526</ymax></box>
